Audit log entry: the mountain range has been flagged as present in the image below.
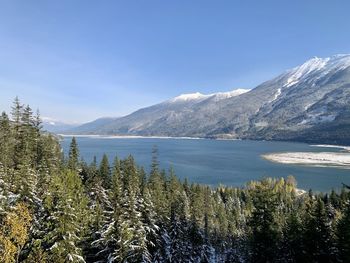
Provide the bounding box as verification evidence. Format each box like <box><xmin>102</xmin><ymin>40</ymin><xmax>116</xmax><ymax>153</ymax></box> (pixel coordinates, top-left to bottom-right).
<box><xmin>64</xmin><ymin>54</ymin><xmax>350</xmax><ymax>144</ymax></box>
<box><xmin>42</xmin><ymin>117</ymin><xmax>80</xmax><ymax>133</ymax></box>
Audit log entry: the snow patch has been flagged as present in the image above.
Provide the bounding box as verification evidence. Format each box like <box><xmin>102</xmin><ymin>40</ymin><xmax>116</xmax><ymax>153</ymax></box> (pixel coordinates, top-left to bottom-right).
<box><xmin>304</xmin><ymin>102</ymin><xmax>315</xmax><ymax>110</ymax></box>
<box><xmin>254</xmin><ymin>121</ymin><xmax>268</xmax><ymax>127</ymax></box>
<box><xmin>270</xmin><ymin>88</ymin><xmax>282</xmax><ymax>102</ymax></box>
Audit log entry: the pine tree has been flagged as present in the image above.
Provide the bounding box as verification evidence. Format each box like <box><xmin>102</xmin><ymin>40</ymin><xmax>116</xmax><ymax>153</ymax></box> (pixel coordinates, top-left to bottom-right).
<box><xmin>200</xmin><ymin>186</ymin><xmax>215</xmax><ymax>263</ymax></box>
<box><xmin>248</xmin><ymin>180</ymin><xmax>281</xmax><ymax>263</ymax></box>
<box><xmin>337</xmin><ymin>195</ymin><xmax>350</xmax><ymax>262</ymax></box>
<box><xmin>141</xmin><ymin>187</ymin><xmax>160</xmax><ymax>261</ymax></box>
<box><xmin>11</xmin><ymin>97</ymin><xmax>23</xmax><ymax>132</ymax></box>
<box><xmin>43</xmin><ymin>170</ymin><xmax>88</xmax><ymax>262</ymax></box>
<box><xmin>99</xmin><ymin>154</ymin><xmax>111</xmax><ymax>188</ymax></box>
<box><xmin>91</xmin><ymin>156</ymin><xmax>122</xmax><ymax>262</ymax></box>
<box><xmin>283</xmin><ymin>208</ymin><xmax>304</xmax><ymax>262</ymax></box>
<box><xmin>11</xmin><ymin>97</ymin><xmax>24</xmax><ymax>168</ymax></box>
<box><xmin>168</xmin><ymin>175</ymin><xmax>192</xmax><ymax>262</ymax></box>
<box><xmin>116</xmin><ymin>156</ymin><xmax>150</xmax><ymax>262</ymax></box>
<box><xmin>32</xmin><ymin>109</ymin><xmax>43</xmax><ymax>169</ymax></box>
<box><xmin>68</xmin><ymin>137</ymin><xmax>79</xmax><ymax>172</ymax></box>
<box><xmin>148</xmin><ymin>147</ymin><xmax>168</xmax><ymax>223</ymax></box>
<box><xmin>0</xmin><ymin>112</ymin><xmax>13</xmax><ymax>169</ymax></box>
<box><xmin>303</xmin><ymin>197</ymin><xmax>336</xmax><ymax>262</ymax></box>
<box><xmin>188</xmin><ymin>184</ymin><xmax>206</xmax><ymax>261</ymax></box>
<box><xmin>85</xmin><ymin>178</ymin><xmax>112</xmax><ymax>262</ymax></box>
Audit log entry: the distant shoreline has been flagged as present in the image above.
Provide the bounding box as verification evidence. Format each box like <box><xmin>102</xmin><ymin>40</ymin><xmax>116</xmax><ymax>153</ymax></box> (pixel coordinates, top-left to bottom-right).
<box><xmin>310</xmin><ymin>144</ymin><xmax>350</xmax><ymax>152</ymax></box>
<box><xmin>57</xmin><ymin>135</ymin><xmax>350</xmax><ymax>148</ymax></box>
<box><xmin>58</xmin><ymin>134</ymin><xmax>205</xmax><ymax>140</ymax></box>
<box><xmin>262</xmin><ymin>151</ymin><xmax>350</xmax><ymax>169</ymax></box>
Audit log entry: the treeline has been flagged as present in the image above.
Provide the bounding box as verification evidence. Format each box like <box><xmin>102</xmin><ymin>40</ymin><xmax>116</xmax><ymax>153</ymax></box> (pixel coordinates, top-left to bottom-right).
<box><xmin>0</xmin><ymin>98</ymin><xmax>350</xmax><ymax>263</ymax></box>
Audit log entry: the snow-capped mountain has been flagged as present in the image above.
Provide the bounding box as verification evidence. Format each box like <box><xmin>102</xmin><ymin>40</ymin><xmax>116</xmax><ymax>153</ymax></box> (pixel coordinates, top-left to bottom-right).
<box><xmin>168</xmin><ymin>89</ymin><xmax>249</xmax><ymax>103</ymax></box>
<box><xmin>246</xmin><ymin>54</ymin><xmax>350</xmax><ymax>143</ymax></box>
<box><xmin>42</xmin><ymin>117</ymin><xmax>80</xmax><ymax>133</ymax></box>
<box><xmin>67</xmin><ymin>89</ymin><xmax>249</xmax><ymax>135</ymax></box>
<box><xmin>67</xmin><ymin>55</ymin><xmax>350</xmax><ymax>144</ymax></box>
<box><xmin>283</xmin><ymin>54</ymin><xmax>350</xmax><ymax>88</ymax></box>
<box><xmin>168</xmin><ymin>92</ymin><xmax>211</xmax><ymax>103</ymax></box>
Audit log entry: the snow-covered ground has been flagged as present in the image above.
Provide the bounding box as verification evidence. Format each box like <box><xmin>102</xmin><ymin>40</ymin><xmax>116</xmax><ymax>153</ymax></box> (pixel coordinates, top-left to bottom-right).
<box><xmin>262</xmin><ymin>152</ymin><xmax>350</xmax><ymax>169</ymax></box>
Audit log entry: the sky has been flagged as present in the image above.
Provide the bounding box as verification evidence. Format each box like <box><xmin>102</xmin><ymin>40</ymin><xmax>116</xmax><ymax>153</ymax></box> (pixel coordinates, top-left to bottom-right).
<box><xmin>1</xmin><ymin>0</ymin><xmax>350</xmax><ymax>123</ymax></box>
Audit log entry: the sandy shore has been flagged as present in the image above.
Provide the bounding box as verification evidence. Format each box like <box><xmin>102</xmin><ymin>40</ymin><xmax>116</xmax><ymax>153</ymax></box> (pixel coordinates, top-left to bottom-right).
<box><xmin>262</xmin><ymin>152</ymin><xmax>350</xmax><ymax>169</ymax></box>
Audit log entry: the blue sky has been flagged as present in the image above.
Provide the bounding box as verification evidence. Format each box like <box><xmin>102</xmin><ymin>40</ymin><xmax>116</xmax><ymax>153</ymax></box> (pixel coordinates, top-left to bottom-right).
<box><xmin>1</xmin><ymin>0</ymin><xmax>350</xmax><ymax>123</ymax></box>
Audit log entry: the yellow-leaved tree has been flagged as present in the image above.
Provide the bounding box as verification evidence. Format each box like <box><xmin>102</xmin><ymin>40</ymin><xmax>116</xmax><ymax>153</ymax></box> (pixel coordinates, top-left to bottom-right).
<box><xmin>0</xmin><ymin>202</ymin><xmax>32</xmax><ymax>263</ymax></box>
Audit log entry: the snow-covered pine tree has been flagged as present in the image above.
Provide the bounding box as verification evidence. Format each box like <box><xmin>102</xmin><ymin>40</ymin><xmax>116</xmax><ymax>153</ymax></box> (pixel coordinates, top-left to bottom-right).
<box><xmin>43</xmin><ymin>170</ymin><xmax>88</xmax><ymax>262</ymax></box>
<box><xmin>168</xmin><ymin>188</ymin><xmax>192</xmax><ymax>262</ymax></box>
<box><xmin>91</xmin><ymin>156</ymin><xmax>122</xmax><ymax>261</ymax></box>
<box><xmin>86</xmin><ymin>178</ymin><xmax>113</xmax><ymax>262</ymax></box>
<box><xmin>114</xmin><ymin>156</ymin><xmax>150</xmax><ymax>263</ymax></box>
<box><xmin>0</xmin><ymin>164</ymin><xmax>12</xmax><ymax>217</ymax></box>
<box><xmin>141</xmin><ymin>187</ymin><xmax>160</xmax><ymax>261</ymax></box>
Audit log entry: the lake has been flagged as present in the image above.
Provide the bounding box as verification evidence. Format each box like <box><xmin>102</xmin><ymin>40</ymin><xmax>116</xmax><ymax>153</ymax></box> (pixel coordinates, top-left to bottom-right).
<box><xmin>60</xmin><ymin>136</ymin><xmax>350</xmax><ymax>192</ymax></box>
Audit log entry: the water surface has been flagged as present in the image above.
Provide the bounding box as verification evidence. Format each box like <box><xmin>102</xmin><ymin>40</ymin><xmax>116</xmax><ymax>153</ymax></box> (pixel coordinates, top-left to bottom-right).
<box><xmin>60</xmin><ymin>136</ymin><xmax>350</xmax><ymax>192</ymax></box>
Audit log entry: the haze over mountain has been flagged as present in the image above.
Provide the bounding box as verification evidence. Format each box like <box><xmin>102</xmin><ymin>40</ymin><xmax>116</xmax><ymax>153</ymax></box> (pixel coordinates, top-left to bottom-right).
<box><xmin>42</xmin><ymin>117</ymin><xmax>80</xmax><ymax>133</ymax></box>
<box><xmin>66</xmin><ymin>55</ymin><xmax>350</xmax><ymax>144</ymax></box>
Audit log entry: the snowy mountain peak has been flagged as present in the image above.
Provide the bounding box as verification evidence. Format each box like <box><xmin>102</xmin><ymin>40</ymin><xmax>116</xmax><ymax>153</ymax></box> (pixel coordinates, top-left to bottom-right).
<box><xmin>169</xmin><ymin>89</ymin><xmax>249</xmax><ymax>103</ymax></box>
<box><xmin>212</xmin><ymin>89</ymin><xmax>250</xmax><ymax>100</ymax></box>
<box><xmin>170</xmin><ymin>92</ymin><xmax>209</xmax><ymax>102</ymax></box>
<box><xmin>284</xmin><ymin>54</ymin><xmax>350</xmax><ymax>88</ymax></box>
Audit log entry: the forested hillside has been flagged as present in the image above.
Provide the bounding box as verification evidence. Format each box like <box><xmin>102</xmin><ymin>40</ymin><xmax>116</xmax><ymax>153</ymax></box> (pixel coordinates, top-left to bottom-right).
<box><xmin>1</xmin><ymin>99</ymin><xmax>350</xmax><ymax>262</ymax></box>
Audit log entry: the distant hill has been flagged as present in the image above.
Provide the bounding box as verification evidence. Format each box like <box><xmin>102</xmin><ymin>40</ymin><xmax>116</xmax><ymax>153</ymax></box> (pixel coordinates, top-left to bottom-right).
<box><xmin>42</xmin><ymin>117</ymin><xmax>80</xmax><ymax>133</ymax></box>
<box><xmin>66</xmin><ymin>55</ymin><xmax>350</xmax><ymax>144</ymax></box>
<box><xmin>64</xmin><ymin>117</ymin><xmax>118</xmax><ymax>134</ymax></box>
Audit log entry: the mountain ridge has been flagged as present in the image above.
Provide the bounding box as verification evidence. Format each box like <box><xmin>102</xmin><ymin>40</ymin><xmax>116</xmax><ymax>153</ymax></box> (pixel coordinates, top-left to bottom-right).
<box><xmin>65</xmin><ymin>54</ymin><xmax>350</xmax><ymax>144</ymax></box>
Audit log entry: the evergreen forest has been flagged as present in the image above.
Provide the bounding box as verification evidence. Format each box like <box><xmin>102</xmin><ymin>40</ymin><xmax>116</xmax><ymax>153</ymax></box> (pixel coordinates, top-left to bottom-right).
<box><xmin>1</xmin><ymin>98</ymin><xmax>350</xmax><ymax>263</ymax></box>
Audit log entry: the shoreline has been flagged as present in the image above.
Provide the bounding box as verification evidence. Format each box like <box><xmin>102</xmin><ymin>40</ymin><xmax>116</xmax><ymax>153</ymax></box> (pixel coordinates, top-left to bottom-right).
<box><xmin>58</xmin><ymin>134</ymin><xmax>205</xmax><ymax>140</ymax></box>
<box><xmin>262</xmin><ymin>151</ymin><xmax>350</xmax><ymax>169</ymax></box>
<box><xmin>58</xmin><ymin>134</ymin><xmax>350</xmax><ymax>147</ymax></box>
<box><xmin>310</xmin><ymin>144</ymin><xmax>350</xmax><ymax>152</ymax></box>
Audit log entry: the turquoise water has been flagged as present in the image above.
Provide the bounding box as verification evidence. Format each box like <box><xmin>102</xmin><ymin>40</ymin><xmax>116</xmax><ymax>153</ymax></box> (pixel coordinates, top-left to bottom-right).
<box><xmin>60</xmin><ymin>136</ymin><xmax>350</xmax><ymax>192</ymax></box>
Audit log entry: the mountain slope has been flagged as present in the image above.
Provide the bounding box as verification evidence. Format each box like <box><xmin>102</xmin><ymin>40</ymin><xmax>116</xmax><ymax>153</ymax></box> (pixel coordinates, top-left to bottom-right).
<box><xmin>42</xmin><ymin>117</ymin><xmax>79</xmax><ymax>133</ymax></box>
<box><xmin>67</xmin><ymin>54</ymin><xmax>350</xmax><ymax>144</ymax></box>
<box><xmin>67</xmin><ymin>89</ymin><xmax>250</xmax><ymax>136</ymax></box>
<box><xmin>245</xmin><ymin>55</ymin><xmax>350</xmax><ymax>144</ymax></box>
<box><xmin>63</xmin><ymin>117</ymin><xmax>119</xmax><ymax>134</ymax></box>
